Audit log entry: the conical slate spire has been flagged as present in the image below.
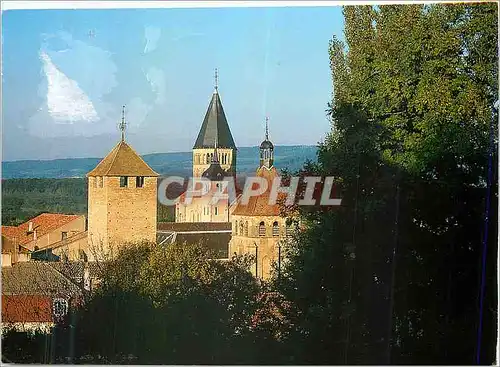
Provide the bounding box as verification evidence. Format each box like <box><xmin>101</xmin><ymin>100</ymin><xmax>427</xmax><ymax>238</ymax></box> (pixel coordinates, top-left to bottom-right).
<box><xmin>193</xmin><ymin>72</ymin><xmax>236</xmax><ymax>149</ymax></box>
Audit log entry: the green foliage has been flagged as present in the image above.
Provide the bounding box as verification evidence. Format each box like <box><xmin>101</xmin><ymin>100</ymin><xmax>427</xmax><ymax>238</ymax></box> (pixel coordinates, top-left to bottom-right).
<box><xmin>276</xmin><ymin>3</ymin><xmax>498</xmax><ymax>364</ymax></box>
<box><xmin>1</xmin><ymin>178</ymin><xmax>87</xmax><ymax>225</ymax></box>
<box><xmin>59</xmin><ymin>242</ymin><xmax>291</xmax><ymax>364</ymax></box>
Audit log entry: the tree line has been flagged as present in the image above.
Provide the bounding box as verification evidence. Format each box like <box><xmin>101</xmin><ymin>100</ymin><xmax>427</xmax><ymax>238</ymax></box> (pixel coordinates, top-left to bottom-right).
<box><xmin>2</xmin><ymin>4</ymin><xmax>497</xmax><ymax>364</ymax></box>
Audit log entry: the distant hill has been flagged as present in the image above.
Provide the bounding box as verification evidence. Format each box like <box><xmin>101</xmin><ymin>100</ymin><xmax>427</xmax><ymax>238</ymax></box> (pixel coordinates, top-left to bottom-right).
<box><xmin>1</xmin><ymin>145</ymin><xmax>318</xmax><ymax>179</ymax></box>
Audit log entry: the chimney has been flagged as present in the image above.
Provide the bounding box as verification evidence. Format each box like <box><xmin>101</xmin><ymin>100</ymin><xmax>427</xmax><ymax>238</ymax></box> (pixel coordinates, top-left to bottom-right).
<box><xmin>33</xmin><ymin>229</ymin><xmax>37</xmax><ymax>241</ymax></box>
<box><xmin>28</xmin><ymin>222</ymin><xmax>33</xmax><ymax>232</ymax></box>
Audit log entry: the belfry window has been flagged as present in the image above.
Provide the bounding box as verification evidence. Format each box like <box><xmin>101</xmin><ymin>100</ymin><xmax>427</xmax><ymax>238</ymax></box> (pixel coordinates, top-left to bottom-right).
<box><xmin>120</xmin><ymin>176</ymin><xmax>128</xmax><ymax>187</ymax></box>
<box><xmin>136</xmin><ymin>176</ymin><xmax>145</xmax><ymax>188</ymax></box>
<box><xmin>259</xmin><ymin>222</ymin><xmax>266</xmax><ymax>237</ymax></box>
<box><xmin>272</xmin><ymin>221</ymin><xmax>280</xmax><ymax>237</ymax></box>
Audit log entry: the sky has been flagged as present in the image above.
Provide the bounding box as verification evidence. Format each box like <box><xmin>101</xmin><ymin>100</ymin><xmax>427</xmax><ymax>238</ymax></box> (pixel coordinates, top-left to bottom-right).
<box><xmin>2</xmin><ymin>6</ymin><xmax>345</xmax><ymax>161</ymax></box>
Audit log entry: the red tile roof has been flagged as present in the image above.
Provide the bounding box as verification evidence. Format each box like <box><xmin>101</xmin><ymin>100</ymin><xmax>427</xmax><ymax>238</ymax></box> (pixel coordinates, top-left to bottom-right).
<box><xmin>2</xmin><ymin>213</ymin><xmax>84</xmax><ymax>247</ymax></box>
<box><xmin>1</xmin><ymin>226</ymin><xmax>20</xmax><ymax>240</ymax></box>
<box><xmin>232</xmin><ymin>166</ymin><xmax>285</xmax><ymax>217</ymax></box>
<box><xmin>2</xmin><ymin>295</ymin><xmax>53</xmax><ymax>323</ymax></box>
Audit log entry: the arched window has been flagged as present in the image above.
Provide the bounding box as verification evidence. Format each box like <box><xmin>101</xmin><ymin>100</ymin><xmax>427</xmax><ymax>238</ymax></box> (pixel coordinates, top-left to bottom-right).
<box><xmin>53</xmin><ymin>298</ymin><xmax>69</xmax><ymax>317</ymax></box>
<box><xmin>259</xmin><ymin>221</ymin><xmax>266</xmax><ymax>237</ymax></box>
<box><xmin>235</xmin><ymin>221</ymin><xmax>238</xmax><ymax>235</ymax></box>
<box><xmin>285</xmin><ymin>222</ymin><xmax>292</xmax><ymax>237</ymax></box>
<box><xmin>272</xmin><ymin>221</ymin><xmax>279</xmax><ymax>237</ymax></box>
<box><xmin>245</xmin><ymin>221</ymin><xmax>249</xmax><ymax>236</ymax></box>
<box><xmin>240</xmin><ymin>221</ymin><xmax>244</xmax><ymax>236</ymax></box>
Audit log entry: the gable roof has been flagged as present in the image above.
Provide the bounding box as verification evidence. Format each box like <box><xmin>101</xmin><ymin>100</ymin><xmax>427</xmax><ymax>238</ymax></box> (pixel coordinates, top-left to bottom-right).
<box><xmin>2</xmin><ymin>214</ymin><xmax>84</xmax><ymax>248</ymax></box>
<box><xmin>2</xmin><ymin>262</ymin><xmax>82</xmax><ymax>297</ymax></box>
<box><xmin>87</xmin><ymin>140</ymin><xmax>159</xmax><ymax>177</ymax></box>
<box><xmin>193</xmin><ymin>91</ymin><xmax>236</xmax><ymax>149</ymax></box>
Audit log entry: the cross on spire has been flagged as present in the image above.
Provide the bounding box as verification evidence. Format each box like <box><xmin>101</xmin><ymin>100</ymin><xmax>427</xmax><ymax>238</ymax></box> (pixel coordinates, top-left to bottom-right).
<box><xmin>265</xmin><ymin>116</ymin><xmax>269</xmax><ymax>141</ymax></box>
<box><xmin>214</xmin><ymin>68</ymin><xmax>219</xmax><ymax>91</ymax></box>
<box><xmin>119</xmin><ymin>105</ymin><xmax>126</xmax><ymax>141</ymax></box>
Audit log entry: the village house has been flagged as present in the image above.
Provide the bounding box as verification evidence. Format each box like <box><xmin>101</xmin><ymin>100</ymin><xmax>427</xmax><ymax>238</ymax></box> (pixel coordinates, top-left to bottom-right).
<box><xmin>2</xmin><ymin>261</ymin><xmax>84</xmax><ymax>333</ymax></box>
<box><xmin>1</xmin><ymin>214</ymin><xmax>87</xmax><ymax>265</ymax></box>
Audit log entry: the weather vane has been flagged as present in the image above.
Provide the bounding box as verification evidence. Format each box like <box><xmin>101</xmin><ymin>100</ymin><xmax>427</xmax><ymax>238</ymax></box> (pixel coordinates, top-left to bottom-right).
<box><xmin>214</xmin><ymin>68</ymin><xmax>218</xmax><ymax>91</ymax></box>
<box><xmin>119</xmin><ymin>105</ymin><xmax>126</xmax><ymax>141</ymax></box>
<box><xmin>265</xmin><ymin>116</ymin><xmax>269</xmax><ymax>140</ymax></box>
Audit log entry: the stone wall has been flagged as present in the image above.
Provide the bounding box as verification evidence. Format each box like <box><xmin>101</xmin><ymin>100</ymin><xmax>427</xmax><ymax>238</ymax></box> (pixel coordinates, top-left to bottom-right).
<box><xmin>88</xmin><ymin>175</ymin><xmax>157</xmax><ymax>259</ymax></box>
<box><xmin>88</xmin><ymin>176</ymin><xmax>108</xmax><ymax>249</ymax></box>
<box><xmin>106</xmin><ymin>176</ymin><xmax>158</xmax><ymax>249</ymax></box>
<box><xmin>229</xmin><ymin>214</ymin><xmax>287</xmax><ymax>280</ymax></box>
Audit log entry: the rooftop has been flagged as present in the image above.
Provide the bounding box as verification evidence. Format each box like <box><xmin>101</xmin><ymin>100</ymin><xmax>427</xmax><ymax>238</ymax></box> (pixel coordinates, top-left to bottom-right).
<box><xmin>232</xmin><ymin>166</ymin><xmax>285</xmax><ymax>217</ymax></box>
<box><xmin>2</xmin><ymin>261</ymin><xmax>83</xmax><ymax>297</ymax></box>
<box><xmin>87</xmin><ymin>140</ymin><xmax>159</xmax><ymax>177</ymax></box>
<box><xmin>1</xmin><ymin>213</ymin><xmax>84</xmax><ymax>248</ymax></box>
<box><xmin>193</xmin><ymin>90</ymin><xmax>236</xmax><ymax>149</ymax></box>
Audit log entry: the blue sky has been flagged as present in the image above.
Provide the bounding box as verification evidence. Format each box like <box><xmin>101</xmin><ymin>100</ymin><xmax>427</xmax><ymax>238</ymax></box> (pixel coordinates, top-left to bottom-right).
<box><xmin>2</xmin><ymin>6</ymin><xmax>345</xmax><ymax>161</ymax></box>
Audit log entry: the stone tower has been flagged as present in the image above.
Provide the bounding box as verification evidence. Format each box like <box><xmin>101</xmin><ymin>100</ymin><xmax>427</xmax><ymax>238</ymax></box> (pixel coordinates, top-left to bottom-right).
<box><xmin>192</xmin><ymin>69</ymin><xmax>237</xmax><ymax>177</ymax></box>
<box><xmin>86</xmin><ymin>107</ymin><xmax>159</xmax><ymax>258</ymax></box>
<box><xmin>229</xmin><ymin>118</ymin><xmax>287</xmax><ymax>280</ymax></box>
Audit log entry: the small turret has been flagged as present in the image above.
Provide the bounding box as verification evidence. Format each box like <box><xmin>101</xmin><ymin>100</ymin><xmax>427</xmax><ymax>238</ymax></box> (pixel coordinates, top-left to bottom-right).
<box><xmin>259</xmin><ymin>116</ymin><xmax>274</xmax><ymax>169</ymax></box>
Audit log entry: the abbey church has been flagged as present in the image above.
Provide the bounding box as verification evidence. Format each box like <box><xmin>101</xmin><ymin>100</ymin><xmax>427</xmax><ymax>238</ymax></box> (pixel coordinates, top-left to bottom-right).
<box><xmin>2</xmin><ymin>71</ymin><xmax>289</xmax><ymax>281</ymax></box>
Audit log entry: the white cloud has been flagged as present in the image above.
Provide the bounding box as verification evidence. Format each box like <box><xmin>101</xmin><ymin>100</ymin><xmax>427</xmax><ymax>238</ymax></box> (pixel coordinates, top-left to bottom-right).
<box><xmin>28</xmin><ymin>32</ymin><xmax>120</xmax><ymax>138</ymax></box>
<box><xmin>144</xmin><ymin>26</ymin><xmax>161</xmax><ymax>54</ymax></box>
<box><xmin>40</xmin><ymin>51</ymin><xmax>98</xmax><ymax>123</ymax></box>
<box><xmin>145</xmin><ymin>67</ymin><xmax>166</xmax><ymax>105</ymax></box>
<box><xmin>125</xmin><ymin>97</ymin><xmax>151</xmax><ymax>131</ymax></box>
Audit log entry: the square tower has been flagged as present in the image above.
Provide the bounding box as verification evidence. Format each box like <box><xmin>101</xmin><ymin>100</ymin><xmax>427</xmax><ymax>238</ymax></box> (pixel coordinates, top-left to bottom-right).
<box><xmin>86</xmin><ymin>139</ymin><xmax>159</xmax><ymax>259</ymax></box>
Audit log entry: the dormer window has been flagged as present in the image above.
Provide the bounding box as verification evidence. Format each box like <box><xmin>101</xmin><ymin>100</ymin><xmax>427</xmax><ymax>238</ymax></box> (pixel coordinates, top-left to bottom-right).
<box><xmin>136</xmin><ymin>176</ymin><xmax>145</xmax><ymax>188</ymax></box>
<box><xmin>120</xmin><ymin>176</ymin><xmax>128</xmax><ymax>187</ymax></box>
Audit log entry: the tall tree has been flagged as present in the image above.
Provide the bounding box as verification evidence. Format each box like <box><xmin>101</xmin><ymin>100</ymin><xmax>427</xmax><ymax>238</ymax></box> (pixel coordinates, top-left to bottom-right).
<box><xmin>277</xmin><ymin>3</ymin><xmax>498</xmax><ymax>364</ymax></box>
